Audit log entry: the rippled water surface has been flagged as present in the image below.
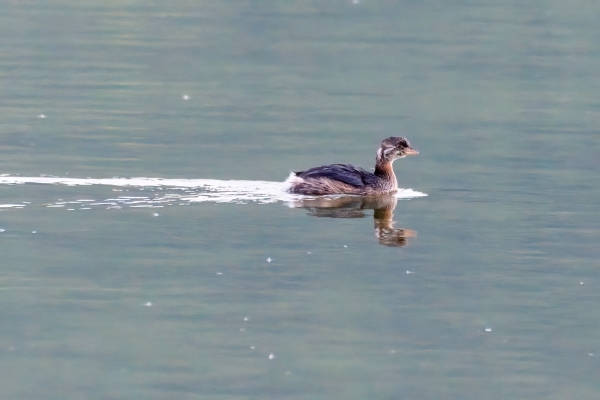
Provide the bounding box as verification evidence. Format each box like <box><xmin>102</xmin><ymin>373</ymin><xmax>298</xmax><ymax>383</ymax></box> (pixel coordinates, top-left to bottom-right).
<box><xmin>1</xmin><ymin>1</ymin><xmax>599</xmax><ymax>399</ymax></box>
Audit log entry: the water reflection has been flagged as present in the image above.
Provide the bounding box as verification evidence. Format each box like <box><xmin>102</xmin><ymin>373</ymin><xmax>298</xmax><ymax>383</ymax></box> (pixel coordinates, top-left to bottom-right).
<box><xmin>289</xmin><ymin>194</ymin><xmax>416</xmax><ymax>247</ymax></box>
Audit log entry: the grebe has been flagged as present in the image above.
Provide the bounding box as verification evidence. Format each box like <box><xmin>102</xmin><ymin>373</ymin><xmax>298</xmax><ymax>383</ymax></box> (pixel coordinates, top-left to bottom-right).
<box><xmin>285</xmin><ymin>137</ymin><xmax>418</xmax><ymax>195</ymax></box>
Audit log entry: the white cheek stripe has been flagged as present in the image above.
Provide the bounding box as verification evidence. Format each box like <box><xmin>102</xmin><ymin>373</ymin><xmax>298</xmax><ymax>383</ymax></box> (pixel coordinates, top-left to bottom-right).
<box><xmin>383</xmin><ymin>147</ymin><xmax>395</xmax><ymax>156</ymax></box>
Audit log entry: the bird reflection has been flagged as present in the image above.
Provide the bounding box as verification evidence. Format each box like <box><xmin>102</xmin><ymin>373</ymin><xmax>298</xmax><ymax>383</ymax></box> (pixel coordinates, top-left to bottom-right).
<box><xmin>288</xmin><ymin>194</ymin><xmax>416</xmax><ymax>247</ymax></box>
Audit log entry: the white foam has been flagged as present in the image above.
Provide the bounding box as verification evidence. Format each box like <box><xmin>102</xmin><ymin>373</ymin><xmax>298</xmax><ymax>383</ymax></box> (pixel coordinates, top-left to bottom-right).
<box><xmin>0</xmin><ymin>204</ymin><xmax>26</xmax><ymax>208</ymax></box>
<box><xmin>395</xmin><ymin>188</ymin><xmax>428</xmax><ymax>198</ymax></box>
<box><xmin>0</xmin><ymin>176</ymin><xmax>427</xmax><ymax>208</ymax></box>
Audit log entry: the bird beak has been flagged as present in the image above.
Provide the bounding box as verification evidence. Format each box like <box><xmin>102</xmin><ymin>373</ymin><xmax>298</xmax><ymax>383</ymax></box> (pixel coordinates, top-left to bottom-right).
<box><xmin>404</xmin><ymin>147</ymin><xmax>419</xmax><ymax>156</ymax></box>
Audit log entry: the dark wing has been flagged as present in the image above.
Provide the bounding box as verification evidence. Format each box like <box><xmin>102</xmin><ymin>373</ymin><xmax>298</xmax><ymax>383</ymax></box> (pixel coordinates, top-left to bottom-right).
<box><xmin>295</xmin><ymin>164</ymin><xmax>370</xmax><ymax>187</ymax></box>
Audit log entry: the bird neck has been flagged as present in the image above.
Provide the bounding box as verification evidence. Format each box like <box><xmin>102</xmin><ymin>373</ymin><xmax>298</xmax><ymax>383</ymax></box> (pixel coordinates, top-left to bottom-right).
<box><xmin>374</xmin><ymin>159</ymin><xmax>397</xmax><ymax>185</ymax></box>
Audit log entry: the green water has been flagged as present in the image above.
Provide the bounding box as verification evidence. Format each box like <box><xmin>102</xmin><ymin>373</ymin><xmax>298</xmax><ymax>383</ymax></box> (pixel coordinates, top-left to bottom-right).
<box><xmin>0</xmin><ymin>1</ymin><xmax>599</xmax><ymax>399</ymax></box>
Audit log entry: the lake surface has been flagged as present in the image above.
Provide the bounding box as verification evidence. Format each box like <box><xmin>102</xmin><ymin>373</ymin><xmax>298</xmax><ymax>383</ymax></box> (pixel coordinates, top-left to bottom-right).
<box><xmin>1</xmin><ymin>1</ymin><xmax>599</xmax><ymax>399</ymax></box>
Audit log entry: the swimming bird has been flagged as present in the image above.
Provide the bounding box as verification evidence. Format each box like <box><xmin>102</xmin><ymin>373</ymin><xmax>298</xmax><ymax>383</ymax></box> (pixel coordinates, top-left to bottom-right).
<box><xmin>285</xmin><ymin>137</ymin><xmax>418</xmax><ymax>195</ymax></box>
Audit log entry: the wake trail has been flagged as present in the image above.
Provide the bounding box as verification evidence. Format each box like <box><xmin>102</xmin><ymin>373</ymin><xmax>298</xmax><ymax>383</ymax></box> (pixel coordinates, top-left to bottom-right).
<box><xmin>0</xmin><ymin>176</ymin><xmax>427</xmax><ymax>209</ymax></box>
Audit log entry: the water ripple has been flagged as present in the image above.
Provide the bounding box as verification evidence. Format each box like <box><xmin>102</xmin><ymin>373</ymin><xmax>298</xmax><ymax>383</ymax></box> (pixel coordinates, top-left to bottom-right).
<box><xmin>0</xmin><ymin>176</ymin><xmax>427</xmax><ymax>210</ymax></box>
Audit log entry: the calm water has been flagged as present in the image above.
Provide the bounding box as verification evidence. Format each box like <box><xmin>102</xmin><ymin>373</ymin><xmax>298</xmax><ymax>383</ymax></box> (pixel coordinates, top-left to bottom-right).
<box><xmin>1</xmin><ymin>1</ymin><xmax>599</xmax><ymax>399</ymax></box>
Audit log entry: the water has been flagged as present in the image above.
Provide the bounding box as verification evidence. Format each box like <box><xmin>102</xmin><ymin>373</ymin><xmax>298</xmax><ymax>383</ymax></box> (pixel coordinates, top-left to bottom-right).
<box><xmin>1</xmin><ymin>1</ymin><xmax>599</xmax><ymax>399</ymax></box>
<box><xmin>0</xmin><ymin>175</ymin><xmax>427</xmax><ymax>206</ymax></box>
